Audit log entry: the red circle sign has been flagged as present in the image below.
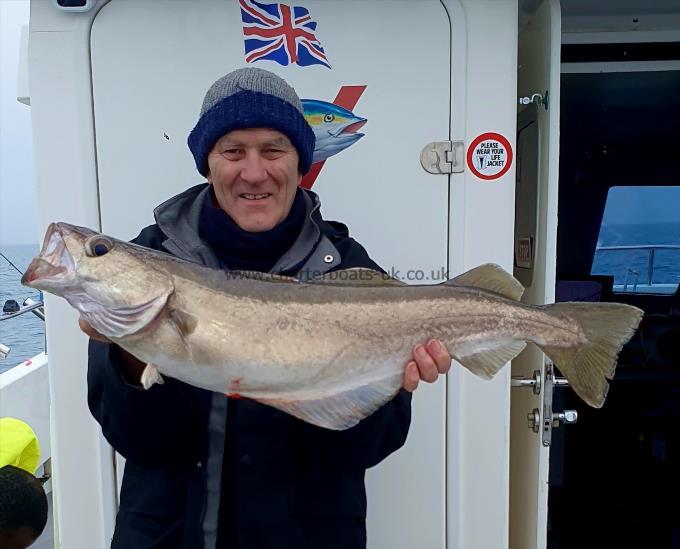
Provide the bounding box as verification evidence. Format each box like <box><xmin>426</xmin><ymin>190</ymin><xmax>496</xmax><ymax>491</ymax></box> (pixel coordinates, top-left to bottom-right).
<box><xmin>466</xmin><ymin>132</ymin><xmax>513</xmax><ymax>180</ymax></box>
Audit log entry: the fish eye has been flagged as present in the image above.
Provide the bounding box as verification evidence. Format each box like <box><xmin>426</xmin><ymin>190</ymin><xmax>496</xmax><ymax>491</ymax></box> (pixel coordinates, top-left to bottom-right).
<box><xmin>324</xmin><ymin>113</ymin><xmax>335</xmax><ymax>123</ymax></box>
<box><xmin>85</xmin><ymin>235</ymin><xmax>114</xmax><ymax>257</ymax></box>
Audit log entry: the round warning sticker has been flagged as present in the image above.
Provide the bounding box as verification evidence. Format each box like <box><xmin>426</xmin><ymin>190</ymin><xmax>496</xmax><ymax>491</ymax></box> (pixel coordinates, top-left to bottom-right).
<box><xmin>466</xmin><ymin>132</ymin><xmax>513</xmax><ymax>180</ymax></box>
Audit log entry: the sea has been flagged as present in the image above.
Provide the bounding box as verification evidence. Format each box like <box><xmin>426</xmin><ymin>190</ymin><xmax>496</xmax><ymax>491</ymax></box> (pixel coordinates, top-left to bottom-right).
<box><xmin>592</xmin><ymin>222</ymin><xmax>680</xmax><ymax>289</ymax></box>
<box><xmin>0</xmin><ymin>244</ymin><xmax>45</xmax><ymax>374</ymax></box>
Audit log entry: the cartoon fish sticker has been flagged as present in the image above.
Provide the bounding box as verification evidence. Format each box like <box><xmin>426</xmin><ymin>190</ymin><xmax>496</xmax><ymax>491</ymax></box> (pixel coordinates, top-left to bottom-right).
<box><xmin>302</xmin><ymin>99</ymin><xmax>367</xmax><ymax>164</ymax></box>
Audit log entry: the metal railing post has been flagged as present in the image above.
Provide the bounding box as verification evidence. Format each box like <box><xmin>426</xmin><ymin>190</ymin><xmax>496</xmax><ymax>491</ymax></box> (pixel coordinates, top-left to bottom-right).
<box><xmin>647</xmin><ymin>248</ymin><xmax>655</xmax><ymax>286</ymax></box>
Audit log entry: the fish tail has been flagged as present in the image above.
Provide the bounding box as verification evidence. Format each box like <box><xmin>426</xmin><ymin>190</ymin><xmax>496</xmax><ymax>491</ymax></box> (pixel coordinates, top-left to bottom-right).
<box><xmin>539</xmin><ymin>302</ymin><xmax>643</xmax><ymax>408</ymax></box>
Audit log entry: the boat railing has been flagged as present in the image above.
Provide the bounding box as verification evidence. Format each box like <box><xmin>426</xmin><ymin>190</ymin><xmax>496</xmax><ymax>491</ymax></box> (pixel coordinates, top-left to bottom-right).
<box><xmin>595</xmin><ymin>244</ymin><xmax>680</xmax><ymax>291</ymax></box>
<box><xmin>1</xmin><ymin>297</ymin><xmax>45</xmax><ymax>359</ymax></box>
<box><xmin>0</xmin><ymin>352</ymin><xmax>51</xmax><ymax>488</ymax></box>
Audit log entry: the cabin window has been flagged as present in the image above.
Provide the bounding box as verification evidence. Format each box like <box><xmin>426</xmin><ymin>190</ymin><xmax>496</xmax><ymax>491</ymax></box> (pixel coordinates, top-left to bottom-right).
<box><xmin>591</xmin><ymin>186</ymin><xmax>680</xmax><ymax>294</ymax></box>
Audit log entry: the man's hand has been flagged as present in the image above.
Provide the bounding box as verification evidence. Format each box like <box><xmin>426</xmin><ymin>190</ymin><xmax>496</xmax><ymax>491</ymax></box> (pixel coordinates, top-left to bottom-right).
<box><xmin>403</xmin><ymin>339</ymin><xmax>452</xmax><ymax>392</ymax></box>
<box><xmin>78</xmin><ymin>318</ymin><xmax>110</xmax><ymax>343</ymax></box>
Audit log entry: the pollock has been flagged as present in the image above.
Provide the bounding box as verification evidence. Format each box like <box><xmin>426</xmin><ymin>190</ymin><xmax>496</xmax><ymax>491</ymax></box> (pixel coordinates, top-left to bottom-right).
<box><xmin>23</xmin><ymin>222</ymin><xmax>643</xmax><ymax>430</ymax></box>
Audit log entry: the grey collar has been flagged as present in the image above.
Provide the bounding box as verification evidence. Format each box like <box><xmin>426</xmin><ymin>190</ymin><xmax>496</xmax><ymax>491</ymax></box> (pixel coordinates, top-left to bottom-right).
<box><xmin>153</xmin><ymin>183</ymin><xmax>340</xmax><ymax>278</ymax></box>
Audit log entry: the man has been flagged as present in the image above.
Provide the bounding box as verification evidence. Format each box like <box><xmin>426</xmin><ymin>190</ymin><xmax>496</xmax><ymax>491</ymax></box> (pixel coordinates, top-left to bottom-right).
<box><xmin>0</xmin><ymin>465</ymin><xmax>48</xmax><ymax>549</ymax></box>
<box><xmin>84</xmin><ymin>68</ymin><xmax>451</xmax><ymax>548</ymax></box>
<box><xmin>0</xmin><ymin>418</ymin><xmax>47</xmax><ymax>549</ymax></box>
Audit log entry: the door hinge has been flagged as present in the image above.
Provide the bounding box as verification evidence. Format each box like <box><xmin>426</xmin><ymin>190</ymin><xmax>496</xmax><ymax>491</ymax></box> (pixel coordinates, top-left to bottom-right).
<box><xmin>420</xmin><ymin>141</ymin><xmax>465</xmax><ymax>174</ymax></box>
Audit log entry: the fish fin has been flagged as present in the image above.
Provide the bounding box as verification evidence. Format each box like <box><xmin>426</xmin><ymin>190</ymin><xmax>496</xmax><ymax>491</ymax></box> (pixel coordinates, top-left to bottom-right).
<box><xmin>140</xmin><ymin>363</ymin><xmax>164</xmax><ymax>389</ymax></box>
<box><xmin>539</xmin><ymin>302</ymin><xmax>643</xmax><ymax>408</ymax></box>
<box><xmin>255</xmin><ymin>374</ymin><xmax>404</xmax><ymax>431</ymax></box>
<box><xmin>169</xmin><ymin>308</ymin><xmax>198</xmax><ymax>337</ymax></box>
<box><xmin>227</xmin><ymin>271</ymin><xmax>299</xmax><ymax>283</ymax></box>
<box><xmin>310</xmin><ymin>268</ymin><xmax>406</xmax><ymax>287</ymax></box>
<box><xmin>167</xmin><ymin>307</ymin><xmax>208</xmax><ymax>366</ymax></box>
<box><xmin>452</xmin><ymin>340</ymin><xmax>527</xmax><ymax>379</ymax></box>
<box><xmin>448</xmin><ymin>264</ymin><xmax>524</xmax><ymax>301</ymax></box>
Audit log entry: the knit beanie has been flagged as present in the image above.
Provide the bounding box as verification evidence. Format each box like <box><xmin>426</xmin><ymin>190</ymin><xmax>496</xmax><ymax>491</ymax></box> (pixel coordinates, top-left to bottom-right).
<box><xmin>188</xmin><ymin>68</ymin><xmax>316</xmax><ymax>176</ymax></box>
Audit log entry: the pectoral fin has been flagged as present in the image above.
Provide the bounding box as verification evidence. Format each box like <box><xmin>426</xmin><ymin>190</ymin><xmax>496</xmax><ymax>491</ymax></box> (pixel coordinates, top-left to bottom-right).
<box><xmin>168</xmin><ymin>308</ymin><xmax>208</xmax><ymax>366</ymax></box>
<box><xmin>169</xmin><ymin>308</ymin><xmax>198</xmax><ymax>337</ymax></box>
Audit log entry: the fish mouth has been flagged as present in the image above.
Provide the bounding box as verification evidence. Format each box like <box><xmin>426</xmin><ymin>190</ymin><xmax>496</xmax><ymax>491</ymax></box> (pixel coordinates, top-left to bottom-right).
<box><xmin>329</xmin><ymin>118</ymin><xmax>367</xmax><ymax>138</ymax></box>
<box><xmin>22</xmin><ymin>223</ymin><xmax>76</xmax><ymax>290</ymax></box>
<box><xmin>341</xmin><ymin>119</ymin><xmax>366</xmax><ymax>135</ymax></box>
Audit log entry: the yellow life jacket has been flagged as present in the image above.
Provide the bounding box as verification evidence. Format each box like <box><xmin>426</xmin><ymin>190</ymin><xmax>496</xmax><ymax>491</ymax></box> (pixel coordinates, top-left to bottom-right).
<box><xmin>0</xmin><ymin>417</ymin><xmax>41</xmax><ymax>474</ymax></box>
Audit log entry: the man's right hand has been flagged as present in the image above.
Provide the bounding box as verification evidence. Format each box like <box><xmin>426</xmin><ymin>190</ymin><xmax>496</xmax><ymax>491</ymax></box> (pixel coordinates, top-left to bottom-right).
<box><xmin>78</xmin><ymin>318</ymin><xmax>111</xmax><ymax>343</ymax></box>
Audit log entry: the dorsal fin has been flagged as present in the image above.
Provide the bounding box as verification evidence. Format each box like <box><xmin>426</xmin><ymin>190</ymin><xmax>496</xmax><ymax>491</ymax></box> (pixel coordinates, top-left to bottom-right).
<box><xmin>447</xmin><ymin>263</ymin><xmax>524</xmax><ymax>300</ymax></box>
<box><xmin>310</xmin><ymin>268</ymin><xmax>406</xmax><ymax>287</ymax></box>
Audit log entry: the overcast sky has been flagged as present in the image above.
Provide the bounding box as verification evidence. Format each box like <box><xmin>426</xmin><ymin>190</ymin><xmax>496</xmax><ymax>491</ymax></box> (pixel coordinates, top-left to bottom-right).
<box><xmin>603</xmin><ymin>186</ymin><xmax>680</xmax><ymax>225</ymax></box>
<box><xmin>0</xmin><ymin>0</ymin><xmax>34</xmax><ymax>245</ymax></box>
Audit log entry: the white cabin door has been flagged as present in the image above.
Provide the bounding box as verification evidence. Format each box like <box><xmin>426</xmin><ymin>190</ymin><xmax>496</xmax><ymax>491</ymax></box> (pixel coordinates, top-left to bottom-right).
<box><xmin>510</xmin><ymin>1</ymin><xmax>561</xmax><ymax>548</ymax></box>
<box><xmin>90</xmin><ymin>1</ymin><xmax>451</xmax><ymax>547</ymax></box>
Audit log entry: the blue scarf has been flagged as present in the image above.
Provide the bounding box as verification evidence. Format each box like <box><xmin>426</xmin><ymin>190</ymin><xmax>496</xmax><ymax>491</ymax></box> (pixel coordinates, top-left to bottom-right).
<box><xmin>198</xmin><ymin>187</ymin><xmax>306</xmax><ymax>273</ymax></box>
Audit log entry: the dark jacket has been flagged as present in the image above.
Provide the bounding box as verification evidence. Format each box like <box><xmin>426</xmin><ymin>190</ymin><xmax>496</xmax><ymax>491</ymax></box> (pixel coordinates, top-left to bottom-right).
<box><xmin>87</xmin><ymin>184</ymin><xmax>412</xmax><ymax>549</ymax></box>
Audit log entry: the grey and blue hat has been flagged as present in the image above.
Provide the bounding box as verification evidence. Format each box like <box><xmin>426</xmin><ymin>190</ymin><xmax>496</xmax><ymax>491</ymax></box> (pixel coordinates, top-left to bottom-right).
<box><xmin>188</xmin><ymin>68</ymin><xmax>316</xmax><ymax>176</ymax></box>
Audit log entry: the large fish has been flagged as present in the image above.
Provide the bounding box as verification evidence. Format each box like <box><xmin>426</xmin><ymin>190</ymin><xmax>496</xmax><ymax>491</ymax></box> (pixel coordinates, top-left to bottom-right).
<box><xmin>23</xmin><ymin>223</ymin><xmax>643</xmax><ymax>430</ymax></box>
<box><xmin>302</xmin><ymin>99</ymin><xmax>367</xmax><ymax>164</ymax></box>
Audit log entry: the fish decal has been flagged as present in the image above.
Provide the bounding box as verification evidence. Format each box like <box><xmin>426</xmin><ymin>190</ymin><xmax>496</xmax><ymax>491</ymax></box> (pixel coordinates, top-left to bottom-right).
<box><xmin>24</xmin><ymin>223</ymin><xmax>643</xmax><ymax>430</ymax></box>
<box><xmin>302</xmin><ymin>99</ymin><xmax>367</xmax><ymax>164</ymax></box>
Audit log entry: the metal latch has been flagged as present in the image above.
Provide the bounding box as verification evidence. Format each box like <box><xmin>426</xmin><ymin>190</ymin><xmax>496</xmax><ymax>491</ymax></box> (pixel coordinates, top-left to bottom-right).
<box><xmin>511</xmin><ymin>369</ymin><xmax>542</xmax><ymax>394</ymax></box>
<box><xmin>518</xmin><ymin>91</ymin><xmax>549</xmax><ymax>110</ymax></box>
<box><xmin>512</xmin><ymin>360</ymin><xmax>577</xmax><ymax>447</ymax></box>
<box><xmin>420</xmin><ymin>141</ymin><xmax>465</xmax><ymax>174</ymax></box>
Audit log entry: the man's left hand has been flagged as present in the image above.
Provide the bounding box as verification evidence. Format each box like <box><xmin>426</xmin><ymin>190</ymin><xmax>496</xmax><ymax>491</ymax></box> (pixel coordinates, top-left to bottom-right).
<box><xmin>403</xmin><ymin>339</ymin><xmax>452</xmax><ymax>392</ymax></box>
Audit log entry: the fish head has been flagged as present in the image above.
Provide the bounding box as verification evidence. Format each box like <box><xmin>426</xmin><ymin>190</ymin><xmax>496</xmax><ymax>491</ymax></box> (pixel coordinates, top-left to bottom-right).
<box><xmin>22</xmin><ymin>222</ymin><xmax>174</xmax><ymax>339</ymax></box>
<box><xmin>302</xmin><ymin>99</ymin><xmax>367</xmax><ymax>163</ymax></box>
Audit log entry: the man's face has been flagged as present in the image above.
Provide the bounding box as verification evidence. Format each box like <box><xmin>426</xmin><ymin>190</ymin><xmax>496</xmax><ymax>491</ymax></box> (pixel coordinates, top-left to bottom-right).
<box><xmin>206</xmin><ymin>128</ymin><xmax>302</xmax><ymax>232</ymax></box>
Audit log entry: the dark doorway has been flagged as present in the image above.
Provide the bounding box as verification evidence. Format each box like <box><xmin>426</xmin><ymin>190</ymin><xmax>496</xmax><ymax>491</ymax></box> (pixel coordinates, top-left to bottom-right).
<box><xmin>548</xmin><ymin>69</ymin><xmax>680</xmax><ymax>549</ymax></box>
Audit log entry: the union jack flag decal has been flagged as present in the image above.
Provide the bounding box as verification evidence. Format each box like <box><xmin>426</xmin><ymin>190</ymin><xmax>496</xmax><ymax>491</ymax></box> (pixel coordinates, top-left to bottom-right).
<box><xmin>239</xmin><ymin>0</ymin><xmax>331</xmax><ymax>69</ymax></box>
